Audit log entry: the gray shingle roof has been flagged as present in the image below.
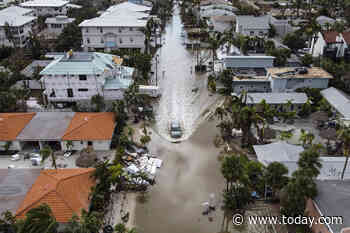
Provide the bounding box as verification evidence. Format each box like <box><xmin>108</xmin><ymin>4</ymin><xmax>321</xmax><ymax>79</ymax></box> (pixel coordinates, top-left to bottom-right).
<box><xmin>321</xmin><ymin>87</ymin><xmax>350</xmax><ymax>119</ymax></box>
<box><xmin>236</xmin><ymin>15</ymin><xmax>271</xmax><ymax>30</ymax></box>
<box><xmin>314</xmin><ymin>180</ymin><xmax>350</xmax><ymax>233</ymax></box>
<box><xmin>247</xmin><ymin>92</ymin><xmax>308</xmax><ymax>104</ymax></box>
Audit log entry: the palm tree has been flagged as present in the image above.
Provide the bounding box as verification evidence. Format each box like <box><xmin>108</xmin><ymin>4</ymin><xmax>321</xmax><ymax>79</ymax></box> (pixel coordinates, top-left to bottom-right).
<box><xmin>40</xmin><ymin>146</ymin><xmax>57</xmax><ymax>170</ymax></box>
<box><xmin>337</xmin><ymin>127</ymin><xmax>350</xmax><ymax>180</ymax></box>
<box><xmin>208</xmin><ymin>32</ymin><xmax>225</xmax><ymax>71</ymax></box>
<box><xmin>19</xmin><ymin>204</ymin><xmax>58</xmax><ymax>233</ymax></box>
<box><xmin>63</xmin><ymin>210</ymin><xmax>102</xmax><ymax>233</ymax></box>
<box><xmin>264</xmin><ymin>162</ymin><xmax>289</xmax><ymax>199</ymax></box>
<box><xmin>297</xmin><ymin>144</ymin><xmax>323</xmax><ymax>178</ymax></box>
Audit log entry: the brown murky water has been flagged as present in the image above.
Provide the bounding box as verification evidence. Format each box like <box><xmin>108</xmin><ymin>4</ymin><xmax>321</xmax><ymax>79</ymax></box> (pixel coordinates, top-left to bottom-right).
<box><xmin>135</xmin><ymin>120</ymin><xmax>230</xmax><ymax>233</ymax></box>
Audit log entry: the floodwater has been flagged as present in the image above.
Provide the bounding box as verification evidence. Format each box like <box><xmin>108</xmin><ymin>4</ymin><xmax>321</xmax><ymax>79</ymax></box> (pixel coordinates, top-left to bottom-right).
<box><xmin>135</xmin><ymin>120</ymin><xmax>231</xmax><ymax>233</ymax></box>
<box><xmin>154</xmin><ymin>3</ymin><xmax>219</xmax><ymax>141</ymax></box>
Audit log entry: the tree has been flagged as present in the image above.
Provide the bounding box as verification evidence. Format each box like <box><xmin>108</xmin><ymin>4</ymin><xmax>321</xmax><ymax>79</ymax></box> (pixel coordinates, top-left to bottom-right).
<box><xmin>208</xmin><ymin>32</ymin><xmax>225</xmax><ymax>71</ymax></box>
<box><xmin>246</xmin><ymin>160</ymin><xmax>265</xmax><ymax>192</ymax></box>
<box><xmin>90</xmin><ymin>94</ymin><xmax>105</xmax><ymax>112</ymax></box>
<box><xmin>297</xmin><ymin>144</ymin><xmax>322</xmax><ymax>178</ymax></box>
<box><xmin>223</xmin><ymin>184</ymin><xmax>251</xmax><ymax>212</ymax></box>
<box><xmin>26</xmin><ymin>32</ymin><xmax>46</xmax><ymax>59</ymax></box>
<box><xmin>40</xmin><ymin>146</ymin><xmax>57</xmax><ymax>169</ymax></box>
<box><xmin>264</xmin><ymin>162</ymin><xmax>289</xmax><ymax>199</ymax></box>
<box><xmin>55</xmin><ymin>23</ymin><xmax>82</xmax><ymax>52</ymax></box>
<box><xmin>19</xmin><ymin>204</ymin><xmax>58</xmax><ymax>233</ymax></box>
<box><xmin>301</xmin><ymin>53</ymin><xmax>313</xmax><ymax>67</ymax></box>
<box><xmin>337</xmin><ymin>126</ymin><xmax>350</xmax><ymax>180</ymax></box>
<box><xmin>0</xmin><ymin>91</ymin><xmax>17</xmax><ymax>112</ymax></box>
<box><xmin>66</xmin><ymin>140</ymin><xmax>73</xmax><ymax>151</ymax></box>
<box><xmin>221</xmin><ymin>154</ymin><xmax>248</xmax><ymax>191</ymax></box>
<box><xmin>282</xmin><ymin>32</ymin><xmax>306</xmax><ymax>51</ymax></box>
<box><xmin>112</xmin><ymin>100</ymin><xmax>128</xmax><ymax>129</ymax></box>
<box><xmin>63</xmin><ymin>210</ymin><xmax>102</xmax><ymax>233</ymax></box>
<box><xmin>4</xmin><ymin>22</ymin><xmax>15</xmax><ymax>47</ymax></box>
<box><xmin>268</xmin><ymin>24</ymin><xmax>276</xmax><ymax>38</ymax></box>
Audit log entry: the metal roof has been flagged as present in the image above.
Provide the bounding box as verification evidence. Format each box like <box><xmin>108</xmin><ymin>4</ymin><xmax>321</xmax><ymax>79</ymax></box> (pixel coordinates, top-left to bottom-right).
<box><xmin>17</xmin><ymin>112</ymin><xmax>75</xmax><ymax>141</ymax></box>
<box><xmin>321</xmin><ymin>87</ymin><xmax>350</xmax><ymax>119</ymax></box>
<box><xmin>0</xmin><ymin>11</ymin><xmax>36</xmax><ymax>26</ymax></box>
<box><xmin>246</xmin><ymin>92</ymin><xmax>308</xmax><ymax>104</ymax></box>
<box><xmin>236</xmin><ymin>15</ymin><xmax>271</xmax><ymax>30</ymax></box>
<box><xmin>40</xmin><ymin>52</ymin><xmax>119</xmax><ymax>75</ymax></box>
<box><xmin>45</xmin><ymin>16</ymin><xmax>75</xmax><ymax>24</ymax></box>
<box><xmin>20</xmin><ymin>0</ymin><xmax>68</xmax><ymax>7</ymax></box>
<box><xmin>20</xmin><ymin>60</ymin><xmax>52</xmax><ymax>77</ymax></box>
<box><xmin>0</xmin><ymin>6</ymin><xmax>33</xmax><ymax>16</ymax></box>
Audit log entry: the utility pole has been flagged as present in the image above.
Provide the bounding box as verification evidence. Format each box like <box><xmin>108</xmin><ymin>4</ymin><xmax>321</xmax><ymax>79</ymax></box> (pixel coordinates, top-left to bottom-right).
<box><xmin>155</xmin><ymin>54</ymin><xmax>159</xmax><ymax>86</ymax></box>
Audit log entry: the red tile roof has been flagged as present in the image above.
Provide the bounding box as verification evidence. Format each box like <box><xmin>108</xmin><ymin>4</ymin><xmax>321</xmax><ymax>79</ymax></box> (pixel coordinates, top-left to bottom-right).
<box><xmin>0</xmin><ymin>113</ymin><xmax>35</xmax><ymax>141</ymax></box>
<box><xmin>16</xmin><ymin>168</ymin><xmax>95</xmax><ymax>223</ymax></box>
<box><xmin>62</xmin><ymin>112</ymin><xmax>115</xmax><ymax>141</ymax></box>
<box><xmin>342</xmin><ymin>31</ymin><xmax>350</xmax><ymax>44</ymax></box>
<box><xmin>322</xmin><ymin>31</ymin><xmax>340</xmax><ymax>43</ymax></box>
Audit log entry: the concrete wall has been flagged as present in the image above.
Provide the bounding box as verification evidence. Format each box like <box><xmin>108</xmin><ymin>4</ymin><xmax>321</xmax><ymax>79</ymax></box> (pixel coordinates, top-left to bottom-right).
<box><xmin>0</xmin><ymin>141</ymin><xmax>21</xmax><ymax>151</ymax></box>
<box><xmin>305</xmin><ymin>199</ymin><xmax>332</xmax><ymax>233</ymax></box>
<box><xmin>271</xmin><ymin>78</ymin><xmax>329</xmax><ymax>92</ymax></box>
<box><xmin>233</xmin><ymin>81</ymin><xmax>271</xmax><ymax>93</ymax></box>
<box><xmin>61</xmin><ymin>140</ymin><xmax>111</xmax><ymax>151</ymax></box>
<box><xmin>81</xmin><ymin>26</ymin><xmax>145</xmax><ymax>51</ymax></box>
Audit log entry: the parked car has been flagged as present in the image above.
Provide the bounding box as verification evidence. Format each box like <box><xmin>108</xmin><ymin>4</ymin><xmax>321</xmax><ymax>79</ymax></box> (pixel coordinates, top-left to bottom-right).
<box><xmin>64</xmin><ymin>151</ymin><xmax>73</xmax><ymax>158</ymax></box>
<box><xmin>10</xmin><ymin>154</ymin><xmax>20</xmax><ymax>161</ymax></box>
<box><xmin>170</xmin><ymin>121</ymin><xmax>182</xmax><ymax>138</ymax></box>
<box><xmin>125</xmin><ymin>144</ymin><xmax>148</xmax><ymax>157</ymax></box>
<box><xmin>30</xmin><ymin>153</ymin><xmax>42</xmax><ymax>165</ymax></box>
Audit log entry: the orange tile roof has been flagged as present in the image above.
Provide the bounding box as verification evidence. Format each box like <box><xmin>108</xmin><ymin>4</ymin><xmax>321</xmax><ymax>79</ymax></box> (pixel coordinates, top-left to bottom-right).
<box><xmin>16</xmin><ymin>168</ymin><xmax>95</xmax><ymax>223</ymax></box>
<box><xmin>0</xmin><ymin>113</ymin><xmax>35</xmax><ymax>141</ymax></box>
<box><xmin>62</xmin><ymin>112</ymin><xmax>116</xmax><ymax>141</ymax></box>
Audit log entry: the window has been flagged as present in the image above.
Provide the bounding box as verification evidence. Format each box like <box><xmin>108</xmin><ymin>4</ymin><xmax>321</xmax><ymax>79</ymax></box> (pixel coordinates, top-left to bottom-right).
<box><xmin>119</xmin><ymin>39</ymin><xmax>123</xmax><ymax>44</ymax></box>
<box><xmin>100</xmin><ymin>27</ymin><xmax>103</xmax><ymax>33</ymax></box>
<box><xmin>79</xmin><ymin>75</ymin><xmax>87</xmax><ymax>80</ymax></box>
<box><xmin>118</xmin><ymin>28</ymin><xmax>122</xmax><ymax>33</ymax></box>
<box><xmin>250</xmin><ymin>31</ymin><xmax>254</xmax><ymax>36</ymax></box>
<box><xmin>101</xmin><ymin>38</ymin><xmax>104</xmax><ymax>43</ymax></box>
<box><xmin>86</xmin><ymin>28</ymin><xmax>89</xmax><ymax>33</ymax></box>
<box><xmin>130</xmin><ymin>37</ymin><xmax>133</xmax><ymax>43</ymax></box>
<box><xmin>78</xmin><ymin>88</ymin><xmax>88</xmax><ymax>92</ymax></box>
<box><xmin>259</xmin><ymin>31</ymin><xmax>264</xmax><ymax>36</ymax></box>
<box><xmin>67</xmin><ymin>88</ymin><xmax>73</xmax><ymax>97</ymax></box>
<box><xmin>129</xmin><ymin>27</ymin><xmax>133</xmax><ymax>31</ymax></box>
<box><xmin>49</xmin><ymin>89</ymin><xmax>56</xmax><ymax>97</ymax></box>
<box><xmin>80</xmin><ymin>141</ymin><xmax>83</xmax><ymax>145</ymax></box>
<box><xmin>88</xmin><ymin>141</ymin><xmax>93</xmax><ymax>146</ymax></box>
<box><xmin>87</xmin><ymin>38</ymin><xmax>90</xmax><ymax>44</ymax></box>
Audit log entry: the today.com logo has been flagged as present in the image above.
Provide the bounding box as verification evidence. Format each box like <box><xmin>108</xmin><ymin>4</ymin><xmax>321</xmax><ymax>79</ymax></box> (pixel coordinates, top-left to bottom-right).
<box><xmin>232</xmin><ymin>213</ymin><xmax>343</xmax><ymax>226</ymax></box>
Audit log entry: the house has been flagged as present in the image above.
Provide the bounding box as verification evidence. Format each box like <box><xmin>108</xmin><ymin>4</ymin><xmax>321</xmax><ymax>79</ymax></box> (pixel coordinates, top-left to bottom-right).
<box><xmin>16</xmin><ymin>168</ymin><xmax>96</xmax><ymax>223</ymax></box>
<box><xmin>79</xmin><ymin>2</ymin><xmax>151</xmax><ymax>52</ymax></box>
<box><xmin>246</xmin><ymin>92</ymin><xmax>308</xmax><ymax>112</ymax></box>
<box><xmin>267</xmin><ymin>67</ymin><xmax>332</xmax><ymax>92</ymax></box>
<box><xmin>40</xmin><ymin>51</ymin><xmax>134</xmax><ymax>105</ymax></box>
<box><xmin>0</xmin><ymin>112</ymin><xmax>116</xmax><ymax>151</ymax></box>
<box><xmin>61</xmin><ymin>112</ymin><xmax>116</xmax><ymax>151</ymax></box>
<box><xmin>306</xmin><ymin>180</ymin><xmax>350</xmax><ymax>233</ymax></box>
<box><xmin>320</xmin><ymin>87</ymin><xmax>350</xmax><ymax>126</ymax></box>
<box><xmin>20</xmin><ymin>0</ymin><xmax>69</xmax><ymax>16</ymax></box>
<box><xmin>310</xmin><ymin>31</ymin><xmax>344</xmax><ymax>58</ymax></box>
<box><xmin>200</xmin><ymin>4</ymin><xmax>237</xmax><ymax>19</ymax></box>
<box><xmin>0</xmin><ymin>113</ymin><xmax>36</xmax><ymax>151</ymax></box>
<box><xmin>253</xmin><ymin>141</ymin><xmax>350</xmax><ymax>179</ymax></box>
<box><xmin>45</xmin><ymin>15</ymin><xmax>75</xmax><ymax>38</ymax></box>
<box><xmin>316</xmin><ymin>16</ymin><xmax>336</xmax><ymax>29</ymax></box>
<box><xmin>232</xmin><ymin>70</ymin><xmax>271</xmax><ymax>93</ymax></box>
<box><xmin>0</xmin><ymin>6</ymin><xmax>37</xmax><ymax>47</ymax></box>
<box><xmin>235</xmin><ymin>15</ymin><xmax>271</xmax><ymax>37</ymax></box>
<box><xmin>0</xmin><ymin>169</ymin><xmax>41</xmax><ymax>215</ymax></box>
<box><xmin>208</xmin><ymin>15</ymin><xmax>235</xmax><ymax>33</ymax></box>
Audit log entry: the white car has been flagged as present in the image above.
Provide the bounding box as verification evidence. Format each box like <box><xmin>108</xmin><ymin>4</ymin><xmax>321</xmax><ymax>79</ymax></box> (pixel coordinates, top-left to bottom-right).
<box><xmin>10</xmin><ymin>154</ymin><xmax>20</xmax><ymax>161</ymax></box>
<box><xmin>64</xmin><ymin>151</ymin><xmax>72</xmax><ymax>158</ymax></box>
<box><xmin>30</xmin><ymin>153</ymin><xmax>42</xmax><ymax>164</ymax></box>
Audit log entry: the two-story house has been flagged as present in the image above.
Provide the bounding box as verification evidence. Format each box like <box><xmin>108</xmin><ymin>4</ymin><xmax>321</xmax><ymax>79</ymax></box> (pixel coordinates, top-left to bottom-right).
<box><xmin>45</xmin><ymin>15</ymin><xmax>75</xmax><ymax>38</ymax></box>
<box><xmin>310</xmin><ymin>31</ymin><xmax>344</xmax><ymax>59</ymax></box>
<box><xmin>79</xmin><ymin>2</ymin><xmax>151</xmax><ymax>52</ymax></box>
<box><xmin>235</xmin><ymin>15</ymin><xmax>271</xmax><ymax>37</ymax></box>
<box><xmin>267</xmin><ymin>67</ymin><xmax>332</xmax><ymax>92</ymax></box>
<box><xmin>20</xmin><ymin>0</ymin><xmax>69</xmax><ymax>17</ymax></box>
<box><xmin>0</xmin><ymin>6</ymin><xmax>36</xmax><ymax>47</ymax></box>
<box><xmin>40</xmin><ymin>51</ymin><xmax>135</xmax><ymax>105</ymax></box>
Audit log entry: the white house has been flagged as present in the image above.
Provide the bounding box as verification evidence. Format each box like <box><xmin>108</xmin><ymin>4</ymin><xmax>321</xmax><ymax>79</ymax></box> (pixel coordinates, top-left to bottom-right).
<box><xmin>45</xmin><ymin>15</ymin><xmax>75</xmax><ymax>38</ymax></box>
<box><xmin>223</xmin><ymin>55</ymin><xmax>275</xmax><ymax>69</ymax></box>
<box><xmin>79</xmin><ymin>2</ymin><xmax>151</xmax><ymax>52</ymax></box>
<box><xmin>235</xmin><ymin>15</ymin><xmax>270</xmax><ymax>37</ymax></box>
<box><xmin>267</xmin><ymin>67</ymin><xmax>332</xmax><ymax>92</ymax></box>
<box><xmin>0</xmin><ymin>6</ymin><xmax>36</xmax><ymax>47</ymax></box>
<box><xmin>40</xmin><ymin>51</ymin><xmax>135</xmax><ymax>104</ymax></box>
<box><xmin>20</xmin><ymin>0</ymin><xmax>69</xmax><ymax>16</ymax></box>
<box><xmin>310</xmin><ymin>31</ymin><xmax>345</xmax><ymax>58</ymax></box>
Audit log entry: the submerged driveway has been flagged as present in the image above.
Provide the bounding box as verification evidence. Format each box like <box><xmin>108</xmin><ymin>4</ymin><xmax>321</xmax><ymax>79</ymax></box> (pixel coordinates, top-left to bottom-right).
<box><xmin>154</xmin><ymin>4</ymin><xmax>219</xmax><ymax>141</ymax></box>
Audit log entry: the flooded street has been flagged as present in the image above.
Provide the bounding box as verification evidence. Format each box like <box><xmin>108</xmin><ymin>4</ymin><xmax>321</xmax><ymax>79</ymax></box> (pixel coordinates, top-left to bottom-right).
<box><xmin>134</xmin><ymin>5</ymin><xmax>230</xmax><ymax>233</ymax></box>
<box><xmin>154</xmin><ymin>4</ymin><xmax>219</xmax><ymax>141</ymax></box>
<box><xmin>135</xmin><ymin>120</ymin><xmax>229</xmax><ymax>233</ymax></box>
